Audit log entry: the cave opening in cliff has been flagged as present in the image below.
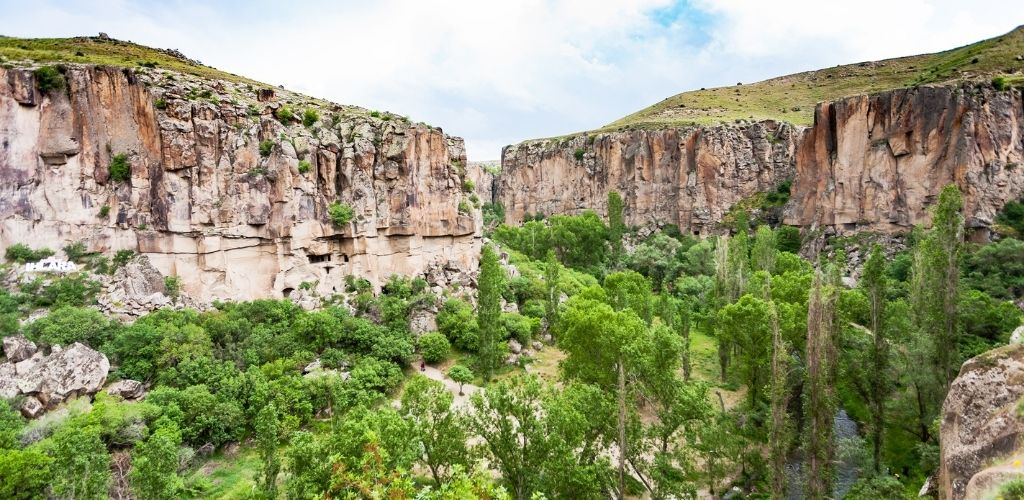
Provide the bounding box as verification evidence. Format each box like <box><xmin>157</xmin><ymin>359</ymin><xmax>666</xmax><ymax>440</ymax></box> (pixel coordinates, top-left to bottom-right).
<box><xmin>282</xmin><ymin>287</ymin><xmax>294</xmax><ymax>298</ymax></box>
<box><xmin>308</xmin><ymin>253</ymin><xmax>332</xmax><ymax>264</ymax></box>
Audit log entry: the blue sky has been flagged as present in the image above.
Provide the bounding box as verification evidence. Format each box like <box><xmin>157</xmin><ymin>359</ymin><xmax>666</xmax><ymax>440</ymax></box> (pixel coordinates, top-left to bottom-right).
<box><xmin>2</xmin><ymin>0</ymin><xmax>1023</xmax><ymax>159</ymax></box>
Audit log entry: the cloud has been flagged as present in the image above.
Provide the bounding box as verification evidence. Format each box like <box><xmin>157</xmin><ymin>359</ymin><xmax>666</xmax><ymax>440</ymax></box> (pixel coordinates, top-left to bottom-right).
<box><xmin>2</xmin><ymin>0</ymin><xmax>1023</xmax><ymax>159</ymax></box>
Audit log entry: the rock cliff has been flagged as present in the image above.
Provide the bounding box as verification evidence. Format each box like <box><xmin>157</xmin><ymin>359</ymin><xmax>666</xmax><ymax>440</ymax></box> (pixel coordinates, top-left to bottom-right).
<box><xmin>0</xmin><ymin>63</ymin><xmax>481</xmax><ymax>301</ymax></box>
<box><xmin>939</xmin><ymin>343</ymin><xmax>1024</xmax><ymax>500</ymax></box>
<box><xmin>499</xmin><ymin>84</ymin><xmax>1024</xmax><ymax>238</ymax></box>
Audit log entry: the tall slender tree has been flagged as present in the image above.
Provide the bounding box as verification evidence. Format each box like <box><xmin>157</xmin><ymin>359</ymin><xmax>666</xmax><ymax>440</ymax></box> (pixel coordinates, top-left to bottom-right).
<box><xmin>768</xmin><ymin>301</ymin><xmax>790</xmax><ymax>500</ymax></box>
<box><xmin>910</xmin><ymin>184</ymin><xmax>964</xmax><ymax>389</ymax></box>
<box><xmin>607</xmin><ymin>191</ymin><xmax>626</xmax><ymax>267</ymax></box>
<box><xmin>477</xmin><ymin>245</ymin><xmax>505</xmax><ymax>381</ymax></box>
<box><xmin>861</xmin><ymin>244</ymin><xmax>891</xmax><ymax>472</ymax></box>
<box><xmin>256</xmin><ymin>403</ymin><xmax>281</xmax><ymax>499</ymax></box>
<box><xmin>752</xmin><ymin>224</ymin><xmax>778</xmax><ymax>274</ymax></box>
<box><xmin>544</xmin><ymin>250</ymin><xmax>560</xmax><ymax>337</ymax></box>
<box><xmin>803</xmin><ymin>270</ymin><xmax>838</xmax><ymax>500</ymax></box>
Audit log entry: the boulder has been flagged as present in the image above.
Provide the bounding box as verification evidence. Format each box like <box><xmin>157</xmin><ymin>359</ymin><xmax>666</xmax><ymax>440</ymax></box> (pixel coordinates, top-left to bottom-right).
<box><xmin>20</xmin><ymin>397</ymin><xmax>44</xmax><ymax>419</ymax></box>
<box><xmin>107</xmin><ymin>379</ymin><xmax>145</xmax><ymax>400</ymax></box>
<box><xmin>939</xmin><ymin>344</ymin><xmax>1024</xmax><ymax>499</ymax></box>
<box><xmin>14</xmin><ymin>351</ymin><xmax>44</xmax><ymax>375</ymax></box>
<box><xmin>1010</xmin><ymin>325</ymin><xmax>1024</xmax><ymax>344</ymax></box>
<box><xmin>532</xmin><ymin>341</ymin><xmax>544</xmax><ymax>351</ymax></box>
<box><xmin>0</xmin><ymin>363</ymin><xmax>17</xmax><ymax>399</ymax></box>
<box><xmin>16</xmin><ymin>342</ymin><xmax>110</xmax><ymax>409</ymax></box>
<box><xmin>409</xmin><ymin>309</ymin><xmax>437</xmax><ymax>335</ymax></box>
<box><xmin>303</xmin><ymin>359</ymin><xmax>322</xmax><ymax>373</ymax></box>
<box><xmin>508</xmin><ymin>339</ymin><xmax>522</xmax><ymax>354</ymax></box>
<box><xmin>2</xmin><ymin>335</ymin><xmax>36</xmax><ymax>362</ymax></box>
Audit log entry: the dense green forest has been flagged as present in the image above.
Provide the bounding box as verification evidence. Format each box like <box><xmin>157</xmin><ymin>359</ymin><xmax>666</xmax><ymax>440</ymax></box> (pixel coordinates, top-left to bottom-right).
<box><xmin>1</xmin><ymin>186</ymin><xmax>1023</xmax><ymax>499</ymax></box>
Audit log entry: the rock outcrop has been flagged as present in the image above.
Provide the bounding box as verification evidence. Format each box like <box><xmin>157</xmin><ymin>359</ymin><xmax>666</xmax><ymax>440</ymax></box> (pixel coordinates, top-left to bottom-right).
<box><xmin>499</xmin><ymin>84</ymin><xmax>1024</xmax><ymax>238</ymax></box>
<box><xmin>0</xmin><ymin>64</ymin><xmax>481</xmax><ymax>302</ymax></box>
<box><xmin>0</xmin><ymin>340</ymin><xmax>110</xmax><ymax>415</ymax></box>
<box><xmin>939</xmin><ymin>343</ymin><xmax>1024</xmax><ymax>500</ymax></box>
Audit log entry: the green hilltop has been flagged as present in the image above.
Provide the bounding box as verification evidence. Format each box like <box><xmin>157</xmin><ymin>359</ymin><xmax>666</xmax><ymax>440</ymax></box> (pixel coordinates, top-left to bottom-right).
<box><xmin>597</xmin><ymin>25</ymin><xmax>1024</xmax><ymax>133</ymax></box>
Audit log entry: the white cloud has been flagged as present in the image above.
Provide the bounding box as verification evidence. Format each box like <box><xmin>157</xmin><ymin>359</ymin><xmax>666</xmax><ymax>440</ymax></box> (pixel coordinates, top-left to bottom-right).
<box><xmin>2</xmin><ymin>0</ymin><xmax>1022</xmax><ymax>159</ymax></box>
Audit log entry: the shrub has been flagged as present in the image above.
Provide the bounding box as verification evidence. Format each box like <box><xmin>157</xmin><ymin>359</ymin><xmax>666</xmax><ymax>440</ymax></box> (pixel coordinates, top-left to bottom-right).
<box><xmin>98</xmin><ymin>205</ymin><xmax>111</xmax><ymax>218</ymax></box>
<box><xmin>458</xmin><ymin>201</ymin><xmax>471</xmax><ymax>214</ymax></box>
<box><xmin>993</xmin><ymin>76</ymin><xmax>1011</xmax><ymax>91</ymax></box>
<box><xmin>437</xmin><ymin>299</ymin><xmax>479</xmax><ymax>351</ymax></box>
<box><xmin>23</xmin><ymin>306</ymin><xmax>113</xmax><ymax>348</ymax></box>
<box><xmin>369</xmin><ymin>110</ymin><xmax>382</xmax><ymax>118</ymax></box>
<box><xmin>275</xmin><ymin>106</ymin><xmax>295</xmax><ymax>123</ymax></box>
<box><xmin>112</xmin><ymin>249</ymin><xmax>135</xmax><ymax>270</ymax></box>
<box><xmin>1000</xmin><ymin>479</ymin><xmax>1024</xmax><ymax>500</ymax></box>
<box><xmin>302</xmin><ymin>108</ymin><xmax>319</xmax><ymax>127</ymax></box>
<box><xmin>29</xmin><ymin>274</ymin><xmax>102</xmax><ymax>308</ymax></box>
<box><xmin>259</xmin><ymin>140</ymin><xmax>274</xmax><ymax>157</ymax></box>
<box><xmin>418</xmin><ymin>332</ymin><xmax>451</xmax><ymax>364</ymax></box>
<box><xmin>108</xmin><ymin>153</ymin><xmax>131</xmax><ymax>182</ymax></box>
<box><xmin>153</xmin><ymin>98</ymin><xmax>167</xmax><ymax>110</ymax></box>
<box><xmin>775</xmin><ymin>225</ymin><xmax>801</xmax><ymax>253</ymax></box>
<box><xmin>462</xmin><ymin>179</ymin><xmax>475</xmax><ymax>192</ymax></box>
<box><xmin>298</xmin><ymin>159</ymin><xmax>311</xmax><ymax>174</ymax></box>
<box><xmin>573</xmin><ymin>148</ymin><xmax>585</xmax><ymax>161</ymax></box>
<box><xmin>4</xmin><ymin>243</ymin><xmax>54</xmax><ymax>263</ymax></box>
<box><xmin>164</xmin><ymin>276</ymin><xmax>181</xmax><ymax>303</ymax></box>
<box><xmin>33</xmin><ymin>66</ymin><xmax>65</xmax><ymax>93</ymax></box>
<box><xmin>62</xmin><ymin>242</ymin><xmax>88</xmax><ymax>263</ymax></box>
<box><xmin>328</xmin><ymin>202</ymin><xmax>355</xmax><ymax>226</ymax></box>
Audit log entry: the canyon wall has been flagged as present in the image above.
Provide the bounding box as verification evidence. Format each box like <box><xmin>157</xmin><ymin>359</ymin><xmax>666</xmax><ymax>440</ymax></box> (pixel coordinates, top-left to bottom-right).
<box><xmin>0</xmin><ymin>65</ymin><xmax>481</xmax><ymax>301</ymax></box>
<box><xmin>499</xmin><ymin>84</ymin><xmax>1024</xmax><ymax>237</ymax></box>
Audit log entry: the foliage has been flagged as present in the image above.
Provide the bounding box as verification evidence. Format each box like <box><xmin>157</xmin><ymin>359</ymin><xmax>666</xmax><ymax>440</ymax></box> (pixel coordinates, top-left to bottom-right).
<box><xmin>274</xmin><ymin>105</ymin><xmax>295</xmax><ymax>123</ymax></box>
<box><xmin>23</xmin><ymin>305</ymin><xmax>113</xmax><ymax>348</ymax></box>
<box><xmin>607</xmin><ymin>191</ymin><xmax>625</xmax><ymax>264</ymax></box>
<box><xmin>131</xmin><ymin>420</ymin><xmax>183</xmax><ymax>500</ymax></box>
<box><xmin>482</xmin><ymin>202</ymin><xmax>506</xmax><ymax>227</ymax></box>
<box><xmin>109</xmin><ymin>153</ymin><xmax>131</xmax><ymax>182</ymax></box>
<box><xmin>297</xmin><ymin>159</ymin><xmax>311</xmax><ymax>173</ymax></box>
<box><xmin>255</xmin><ymin>403</ymin><xmax>281</xmax><ymax>498</ymax></box>
<box><xmin>963</xmin><ymin>237</ymin><xmax>1024</xmax><ymax>298</ymax></box>
<box><xmin>0</xmin><ymin>448</ymin><xmax>52</xmax><ymax>500</ymax></box>
<box><xmin>163</xmin><ymin>275</ymin><xmax>181</xmax><ymax>303</ymax></box>
<box><xmin>419</xmin><ymin>332</ymin><xmax>452</xmax><ymax>364</ymax></box>
<box><xmin>302</xmin><ymin>108</ymin><xmax>319</xmax><ymax>127</ymax></box>
<box><xmin>62</xmin><ymin>241</ymin><xmax>88</xmax><ymax>263</ymax></box>
<box><xmin>996</xmin><ymin>197</ymin><xmax>1024</xmax><ymax>236</ymax></box>
<box><xmin>259</xmin><ymin>139</ymin><xmax>274</xmax><ymax>157</ymax></box>
<box><xmin>113</xmin><ymin>249</ymin><xmax>135</xmax><ymax>269</ymax></box>
<box><xmin>717</xmin><ymin>294</ymin><xmax>773</xmax><ymax>405</ymax></box>
<box><xmin>437</xmin><ymin>298</ymin><xmax>479</xmax><ymax>352</ymax></box>
<box><xmin>46</xmin><ymin>423</ymin><xmax>111</xmax><ymax>499</ymax></box>
<box><xmin>477</xmin><ymin>245</ymin><xmax>506</xmax><ymax>380</ymax></box>
<box><xmin>33</xmin><ymin>65</ymin><xmax>66</xmax><ymax>93</ymax></box>
<box><xmin>448</xmin><ymin>364</ymin><xmax>474</xmax><ymax>395</ymax></box>
<box><xmin>399</xmin><ymin>376</ymin><xmax>468</xmax><ymax>486</ymax></box>
<box><xmin>328</xmin><ymin>201</ymin><xmax>355</xmax><ymax>226</ymax></box>
<box><xmin>4</xmin><ymin>243</ymin><xmax>54</xmax><ymax>263</ymax></box>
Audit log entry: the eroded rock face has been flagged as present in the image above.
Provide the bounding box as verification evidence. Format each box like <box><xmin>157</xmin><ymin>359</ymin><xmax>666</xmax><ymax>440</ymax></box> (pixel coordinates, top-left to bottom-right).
<box><xmin>0</xmin><ymin>65</ymin><xmax>480</xmax><ymax>302</ymax></box>
<box><xmin>500</xmin><ymin>121</ymin><xmax>799</xmax><ymax>235</ymax></box>
<box><xmin>106</xmin><ymin>379</ymin><xmax>145</xmax><ymax>400</ymax></box>
<box><xmin>2</xmin><ymin>335</ymin><xmax>36</xmax><ymax>363</ymax></box>
<box><xmin>939</xmin><ymin>344</ymin><xmax>1024</xmax><ymax>500</ymax></box>
<box><xmin>500</xmin><ymin>84</ymin><xmax>1024</xmax><ymax>238</ymax></box>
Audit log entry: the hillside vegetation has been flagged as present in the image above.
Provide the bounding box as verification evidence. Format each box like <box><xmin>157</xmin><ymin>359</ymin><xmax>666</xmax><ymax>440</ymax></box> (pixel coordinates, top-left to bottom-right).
<box><xmin>596</xmin><ymin>25</ymin><xmax>1024</xmax><ymax>133</ymax></box>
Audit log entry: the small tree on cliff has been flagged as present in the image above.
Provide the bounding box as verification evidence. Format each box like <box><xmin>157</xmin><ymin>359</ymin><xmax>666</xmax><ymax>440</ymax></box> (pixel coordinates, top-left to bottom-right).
<box><xmin>477</xmin><ymin>245</ymin><xmax>505</xmax><ymax>381</ymax></box>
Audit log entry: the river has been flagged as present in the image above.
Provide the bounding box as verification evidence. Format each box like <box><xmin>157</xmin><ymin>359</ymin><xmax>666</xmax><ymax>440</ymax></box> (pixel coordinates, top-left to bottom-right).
<box><xmin>785</xmin><ymin>408</ymin><xmax>861</xmax><ymax>499</ymax></box>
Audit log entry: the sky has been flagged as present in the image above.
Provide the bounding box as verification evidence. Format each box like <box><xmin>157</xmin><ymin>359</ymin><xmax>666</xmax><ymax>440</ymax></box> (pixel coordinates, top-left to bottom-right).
<box><xmin>2</xmin><ymin>1</ymin><xmax>1023</xmax><ymax>160</ymax></box>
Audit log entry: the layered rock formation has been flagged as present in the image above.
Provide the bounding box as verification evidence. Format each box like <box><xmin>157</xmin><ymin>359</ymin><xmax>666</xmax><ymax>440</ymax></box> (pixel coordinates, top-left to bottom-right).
<box><xmin>499</xmin><ymin>84</ymin><xmax>1024</xmax><ymax>238</ymax></box>
<box><xmin>1</xmin><ymin>337</ymin><xmax>111</xmax><ymax>417</ymax></box>
<box><xmin>0</xmin><ymin>64</ymin><xmax>480</xmax><ymax>301</ymax></box>
<box><xmin>939</xmin><ymin>343</ymin><xmax>1024</xmax><ymax>500</ymax></box>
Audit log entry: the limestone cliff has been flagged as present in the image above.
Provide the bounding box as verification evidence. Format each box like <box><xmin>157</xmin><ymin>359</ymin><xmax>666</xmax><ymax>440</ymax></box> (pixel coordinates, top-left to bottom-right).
<box><xmin>0</xmin><ymin>64</ymin><xmax>480</xmax><ymax>301</ymax></box>
<box><xmin>499</xmin><ymin>84</ymin><xmax>1024</xmax><ymax>238</ymax></box>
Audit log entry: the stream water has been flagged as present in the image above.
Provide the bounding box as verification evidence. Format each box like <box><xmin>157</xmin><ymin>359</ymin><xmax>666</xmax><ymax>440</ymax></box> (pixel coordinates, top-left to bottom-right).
<box><xmin>784</xmin><ymin>408</ymin><xmax>860</xmax><ymax>499</ymax></box>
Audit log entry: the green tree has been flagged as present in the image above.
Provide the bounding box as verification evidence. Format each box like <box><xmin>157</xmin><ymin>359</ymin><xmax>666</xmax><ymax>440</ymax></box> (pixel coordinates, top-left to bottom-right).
<box><xmin>544</xmin><ymin>250</ymin><xmax>561</xmax><ymax>335</ymax></box>
<box><xmin>0</xmin><ymin>448</ymin><xmax>52</xmax><ymax>500</ymax></box>
<box><xmin>910</xmin><ymin>184</ymin><xmax>964</xmax><ymax>388</ymax></box>
<box><xmin>751</xmin><ymin>224</ymin><xmax>778</xmax><ymax>274</ymax></box>
<box><xmin>861</xmin><ymin>244</ymin><xmax>892</xmax><ymax>472</ymax></box>
<box><xmin>803</xmin><ymin>271</ymin><xmax>838</xmax><ymax>500</ymax></box>
<box><xmin>717</xmin><ymin>294</ymin><xmax>773</xmax><ymax>406</ymax></box>
<box><xmin>603</xmin><ymin>270</ymin><xmax>653</xmax><ymax>325</ymax></box>
<box><xmin>256</xmin><ymin>403</ymin><xmax>281</xmax><ymax>498</ymax></box>
<box><xmin>448</xmin><ymin>364</ymin><xmax>474</xmax><ymax>396</ymax></box>
<box><xmin>130</xmin><ymin>420</ymin><xmax>182</xmax><ymax>500</ymax></box>
<box><xmin>48</xmin><ymin>424</ymin><xmax>112</xmax><ymax>499</ymax></box>
<box><xmin>399</xmin><ymin>376</ymin><xmax>468</xmax><ymax>486</ymax></box>
<box><xmin>477</xmin><ymin>245</ymin><xmax>505</xmax><ymax>381</ymax></box>
<box><xmin>418</xmin><ymin>332</ymin><xmax>452</xmax><ymax>364</ymax></box>
<box><xmin>550</xmin><ymin>211</ymin><xmax>608</xmax><ymax>273</ymax></box>
<box><xmin>607</xmin><ymin>191</ymin><xmax>626</xmax><ymax>267</ymax></box>
<box><xmin>768</xmin><ymin>301</ymin><xmax>791</xmax><ymax>499</ymax></box>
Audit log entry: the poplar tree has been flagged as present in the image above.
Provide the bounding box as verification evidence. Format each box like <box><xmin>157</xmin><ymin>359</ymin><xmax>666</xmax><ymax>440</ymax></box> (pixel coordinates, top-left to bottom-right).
<box><xmin>861</xmin><ymin>244</ymin><xmax>891</xmax><ymax>472</ymax></box>
<box><xmin>751</xmin><ymin>224</ymin><xmax>778</xmax><ymax>274</ymax></box>
<box><xmin>256</xmin><ymin>403</ymin><xmax>281</xmax><ymax>498</ymax></box>
<box><xmin>768</xmin><ymin>302</ymin><xmax>790</xmax><ymax>500</ymax></box>
<box><xmin>477</xmin><ymin>245</ymin><xmax>505</xmax><ymax>381</ymax></box>
<box><xmin>544</xmin><ymin>250</ymin><xmax>560</xmax><ymax>336</ymax></box>
<box><xmin>910</xmin><ymin>184</ymin><xmax>964</xmax><ymax>389</ymax></box>
<box><xmin>607</xmin><ymin>191</ymin><xmax>626</xmax><ymax>266</ymax></box>
<box><xmin>803</xmin><ymin>270</ymin><xmax>838</xmax><ymax>500</ymax></box>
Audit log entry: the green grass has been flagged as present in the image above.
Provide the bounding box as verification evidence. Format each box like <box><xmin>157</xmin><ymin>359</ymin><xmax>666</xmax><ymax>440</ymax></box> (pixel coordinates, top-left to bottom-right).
<box><xmin>0</xmin><ymin>36</ymin><xmax>265</xmax><ymax>86</ymax></box>
<box><xmin>184</xmin><ymin>446</ymin><xmax>262</xmax><ymax>499</ymax></box>
<box><xmin>528</xmin><ymin>25</ymin><xmax>1024</xmax><ymax>140</ymax></box>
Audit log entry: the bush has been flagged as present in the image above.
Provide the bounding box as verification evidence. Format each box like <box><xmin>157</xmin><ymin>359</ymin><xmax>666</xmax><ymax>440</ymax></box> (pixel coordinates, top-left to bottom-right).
<box><xmin>4</xmin><ymin>243</ymin><xmax>54</xmax><ymax>263</ymax></box>
<box><xmin>993</xmin><ymin>76</ymin><xmax>1011</xmax><ymax>91</ymax></box>
<box><xmin>164</xmin><ymin>276</ymin><xmax>181</xmax><ymax>303</ymax></box>
<box><xmin>482</xmin><ymin>202</ymin><xmax>505</xmax><ymax>227</ymax></box>
<box><xmin>154</xmin><ymin>98</ymin><xmax>167</xmax><ymax>110</ymax></box>
<box><xmin>458</xmin><ymin>200</ymin><xmax>471</xmax><ymax>214</ymax></box>
<box><xmin>776</xmin><ymin>225</ymin><xmax>801</xmax><ymax>253</ymax></box>
<box><xmin>108</xmin><ymin>153</ymin><xmax>131</xmax><ymax>182</ymax></box>
<box><xmin>1001</xmin><ymin>479</ymin><xmax>1024</xmax><ymax>499</ymax></box>
<box><xmin>302</xmin><ymin>108</ymin><xmax>319</xmax><ymax>127</ymax></box>
<box><xmin>437</xmin><ymin>299</ymin><xmax>479</xmax><ymax>352</ymax></box>
<box><xmin>501</xmin><ymin>312</ymin><xmax>536</xmax><ymax>345</ymax></box>
<box><xmin>573</xmin><ymin>148</ymin><xmax>585</xmax><ymax>161</ymax></box>
<box><xmin>33</xmin><ymin>66</ymin><xmax>65</xmax><ymax>93</ymax></box>
<box><xmin>462</xmin><ymin>179</ymin><xmax>475</xmax><ymax>192</ymax></box>
<box><xmin>275</xmin><ymin>106</ymin><xmax>295</xmax><ymax>123</ymax></box>
<box><xmin>99</xmin><ymin>205</ymin><xmax>111</xmax><ymax>218</ymax></box>
<box><xmin>113</xmin><ymin>249</ymin><xmax>135</xmax><ymax>270</ymax></box>
<box><xmin>259</xmin><ymin>140</ymin><xmax>274</xmax><ymax>157</ymax></box>
<box><xmin>418</xmin><ymin>332</ymin><xmax>451</xmax><ymax>364</ymax></box>
<box><xmin>328</xmin><ymin>202</ymin><xmax>355</xmax><ymax>226</ymax></box>
<box><xmin>298</xmin><ymin>159</ymin><xmax>311</xmax><ymax>174</ymax></box>
<box><xmin>62</xmin><ymin>242</ymin><xmax>88</xmax><ymax>263</ymax></box>
<box><xmin>28</xmin><ymin>274</ymin><xmax>102</xmax><ymax>308</ymax></box>
<box><xmin>23</xmin><ymin>306</ymin><xmax>113</xmax><ymax>348</ymax></box>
